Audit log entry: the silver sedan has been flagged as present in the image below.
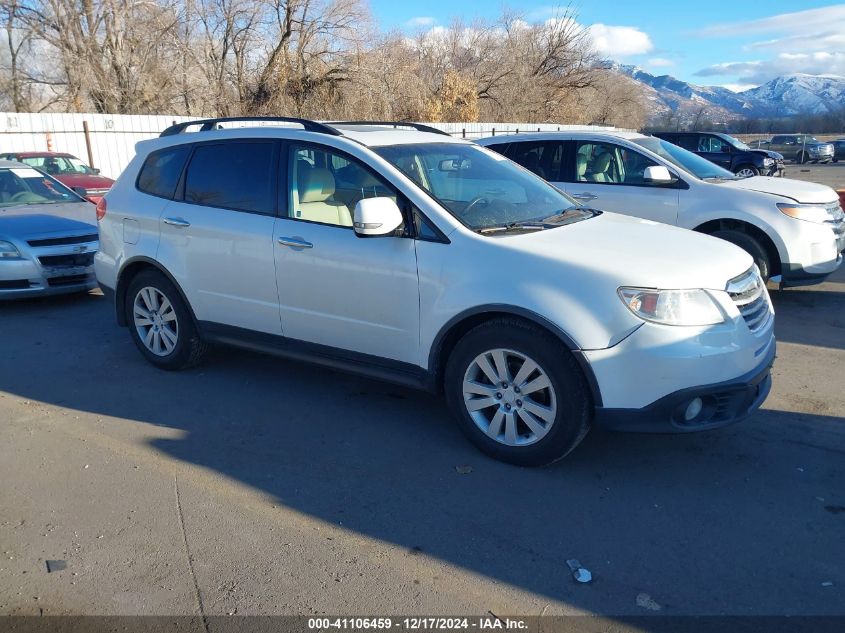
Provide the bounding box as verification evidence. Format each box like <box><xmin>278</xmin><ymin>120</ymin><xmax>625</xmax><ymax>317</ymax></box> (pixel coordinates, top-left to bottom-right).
<box><xmin>0</xmin><ymin>160</ymin><xmax>99</xmax><ymax>299</ymax></box>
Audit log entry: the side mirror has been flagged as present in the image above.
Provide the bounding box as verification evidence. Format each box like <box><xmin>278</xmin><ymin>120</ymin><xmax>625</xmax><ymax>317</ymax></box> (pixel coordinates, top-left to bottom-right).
<box><xmin>92</xmin><ymin>167</ymin><xmax>101</xmax><ymax>174</ymax></box>
<box><xmin>643</xmin><ymin>165</ymin><xmax>675</xmax><ymax>184</ymax></box>
<box><xmin>353</xmin><ymin>197</ymin><xmax>403</xmax><ymax>237</ymax></box>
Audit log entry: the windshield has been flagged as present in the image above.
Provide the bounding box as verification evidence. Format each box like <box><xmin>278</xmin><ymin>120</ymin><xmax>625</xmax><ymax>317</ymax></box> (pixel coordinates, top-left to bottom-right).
<box><xmin>374</xmin><ymin>143</ymin><xmax>591</xmax><ymax>231</ymax></box>
<box><xmin>797</xmin><ymin>135</ymin><xmax>820</xmax><ymax>144</ymax></box>
<box><xmin>20</xmin><ymin>155</ymin><xmax>94</xmax><ymax>175</ymax></box>
<box><xmin>723</xmin><ymin>134</ymin><xmax>751</xmax><ymax>151</ymax></box>
<box><xmin>632</xmin><ymin>137</ymin><xmax>737</xmax><ymax>181</ymax></box>
<box><xmin>0</xmin><ymin>167</ymin><xmax>84</xmax><ymax>207</ymax></box>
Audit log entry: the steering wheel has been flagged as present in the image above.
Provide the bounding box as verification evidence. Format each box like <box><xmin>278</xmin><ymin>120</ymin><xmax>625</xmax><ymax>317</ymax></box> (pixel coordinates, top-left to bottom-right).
<box><xmin>9</xmin><ymin>192</ymin><xmax>33</xmax><ymax>203</ymax></box>
<box><xmin>462</xmin><ymin>196</ymin><xmax>490</xmax><ymax>218</ymax></box>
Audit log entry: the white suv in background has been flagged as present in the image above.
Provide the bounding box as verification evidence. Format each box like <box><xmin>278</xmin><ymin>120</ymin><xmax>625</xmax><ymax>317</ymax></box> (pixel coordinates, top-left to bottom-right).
<box><xmin>478</xmin><ymin>131</ymin><xmax>845</xmax><ymax>286</ymax></box>
<box><xmin>95</xmin><ymin>118</ymin><xmax>775</xmax><ymax>466</ymax></box>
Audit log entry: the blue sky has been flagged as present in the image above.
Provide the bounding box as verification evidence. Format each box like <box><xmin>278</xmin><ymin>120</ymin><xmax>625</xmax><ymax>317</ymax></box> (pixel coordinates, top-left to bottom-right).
<box><xmin>369</xmin><ymin>1</ymin><xmax>845</xmax><ymax>92</ymax></box>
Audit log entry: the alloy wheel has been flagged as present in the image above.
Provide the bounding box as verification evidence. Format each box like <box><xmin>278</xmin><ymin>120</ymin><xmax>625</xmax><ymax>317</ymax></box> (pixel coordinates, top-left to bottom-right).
<box><xmin>133</xmin><ymin>286</ymin><xmax>179</xmax><ymax>356</ymax></box>
<box><xmin>736</xmin><ymin>168</ymin><xmax>756</xmax><ymax>178</ymax></box>
<box><xmin>462</xmin><ymin>348</ymin><xmax>557</xmax><ymax>446</ymax></box>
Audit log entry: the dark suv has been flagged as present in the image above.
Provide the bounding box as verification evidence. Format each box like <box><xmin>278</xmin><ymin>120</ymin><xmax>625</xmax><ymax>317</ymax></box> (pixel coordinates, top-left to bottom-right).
<box><xmin>655</xmin><ymin>132</ymin><xmax>784</xmax><ymax>178</ymax></box>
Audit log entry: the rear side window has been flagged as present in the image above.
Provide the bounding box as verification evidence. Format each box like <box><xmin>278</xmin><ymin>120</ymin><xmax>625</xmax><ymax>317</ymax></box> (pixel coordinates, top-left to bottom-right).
<box><xmin>183</xmin><ymin>142</ymin><xmax>275</xmax><ymax>215</ymax></box>
<box><xmin>672</xmin><ymin>135</ymin><xmax>699</xmax><ymax>152</ymax></box>
<box><xmin>504</xmin><ymin>141</ymin><xmax>564</xmax><ymax>181</ymax></box>
<box><xmin>137</xmin><ymin>146</ymin><xmax>190</xmax><ymax>199</ymax></box>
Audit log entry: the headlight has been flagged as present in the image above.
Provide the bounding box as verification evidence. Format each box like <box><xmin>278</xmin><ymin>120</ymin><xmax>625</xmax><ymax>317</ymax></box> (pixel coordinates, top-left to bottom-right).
<box><xmin>0</xmin><ymin>240</ymin><xmax>21</xmax><ymax>259</ymax></box>
<box><xmin>618</xmin><ymin>287</ymin><xmax>725</xmax><ymax>326</ymax></box>
<box><xmin>763</xmin><ymin>158</ymin><xmax>774</xmax><ymax>165</ymax></box>
<box><xmin>777</xmin><ymin>203</ymin><xmax>830</xmax><ymax>224</ymax></box>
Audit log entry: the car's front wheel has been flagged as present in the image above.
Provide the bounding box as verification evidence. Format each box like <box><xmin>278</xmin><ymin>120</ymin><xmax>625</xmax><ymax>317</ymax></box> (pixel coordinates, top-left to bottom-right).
<box><xmin>125</xmin><ymin>269</ymin><xmax>208</xmax><ymax>370</ymax></box>
<box><xmin>444</xmin><ymin>318</ymin><xmax>592</xmax><ymax>466</ymax></box>
<box><xmin>711</xmin><ymin>230</ymin><xmax>771</xmax><ymax>281</ymax></box>
<box><xmin>797</xmin><ymin>151</ymin><xmax>809</xmax><ymax>164</ymax></box>
<box><xmin>734</xmin><ymin>165</ymin><xmax>758</xmax><ymax>178</ymax></box>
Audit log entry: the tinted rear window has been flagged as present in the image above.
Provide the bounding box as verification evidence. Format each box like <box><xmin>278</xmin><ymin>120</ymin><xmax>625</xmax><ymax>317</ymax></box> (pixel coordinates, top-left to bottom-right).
<box><xmin>183</xmin><ymin>142</ymin><xmax>275</xmax><ymax>214</ymax></box>
<box><xmin>137</xmin><ymin>146</ymin><xmax>190</xmax><ymax>199</ymax></box>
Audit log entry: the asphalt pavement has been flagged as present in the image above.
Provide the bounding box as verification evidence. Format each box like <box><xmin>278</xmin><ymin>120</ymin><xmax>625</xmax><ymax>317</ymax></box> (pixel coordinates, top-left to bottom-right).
<box><xmin>1</xmin><ymin>265</ymin><xmax>844</xmax><ymax>621</ymax></box>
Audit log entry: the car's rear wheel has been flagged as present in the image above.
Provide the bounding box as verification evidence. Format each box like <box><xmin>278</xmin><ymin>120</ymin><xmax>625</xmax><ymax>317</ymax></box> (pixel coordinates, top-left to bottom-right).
<box><xmin>125</xmin><ymin>269</ymin><xmax>208</xmax><ymax>370</ymax></box>
<box><xmin>444</xmin><ymin>318</ymin><xmax>592</xmax><ymax>466</ymax></box>
<box><xmin>711</xmin><ymin>230</ymin><xmax>771</xmax><ymax>281</ymax></box>
<box><xmin>734</xmin><ymin>165</ymin><xmax>758</xmax><ymax>178</ymax></box>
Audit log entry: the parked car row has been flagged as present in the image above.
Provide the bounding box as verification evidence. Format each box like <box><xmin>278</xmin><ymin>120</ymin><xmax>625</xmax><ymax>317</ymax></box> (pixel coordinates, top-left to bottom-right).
<box><xmin>3</xmin><ymin>118</ymin><xmax>843</xmax><ymax>467</ymax></box>
<box><xmin>654</xmin><ymin>131</ymin><xmax>784</xmax><ymax>177</ymax></box>
<box><xmin>752</xmin><ymin>134</ymin><xmax>835</xmax><ymax>164</ymax></box>
<box><xmin>0</xmin><ymin>151</ymin><xmax>115</xmax><ymax>202</ymax></box>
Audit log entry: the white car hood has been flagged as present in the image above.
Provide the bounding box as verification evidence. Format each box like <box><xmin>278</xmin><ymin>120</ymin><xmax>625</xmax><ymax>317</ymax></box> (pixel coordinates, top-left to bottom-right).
<box><xmin>717</xmin><ymin>176</ymin><xmax>838</xmax><ymax>204</ymax></box>
<box><xmin>501</xmin><ymin>212</ymin><xmax>753</xmax><ymax>291</ymax></box>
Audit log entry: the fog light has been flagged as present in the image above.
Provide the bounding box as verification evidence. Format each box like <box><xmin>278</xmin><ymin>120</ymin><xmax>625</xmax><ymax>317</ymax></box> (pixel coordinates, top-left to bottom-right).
<box><xmin>684</xmin><ymin>397</ymin><xmax>703</xmax><ymax>421</ymax></box>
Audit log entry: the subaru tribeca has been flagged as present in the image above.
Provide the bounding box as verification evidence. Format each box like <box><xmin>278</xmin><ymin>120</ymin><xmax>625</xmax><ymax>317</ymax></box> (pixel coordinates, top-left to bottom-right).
<box><xmin>95</xmin><ymin>118</ymin><xmax>775</xmax><ymax>466</ymax></box>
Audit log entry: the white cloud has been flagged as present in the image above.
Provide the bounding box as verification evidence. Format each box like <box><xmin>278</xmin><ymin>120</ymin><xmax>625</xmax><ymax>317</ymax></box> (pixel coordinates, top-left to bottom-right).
<box><xmin>695</xmin><ymin>51</ymin><xmax>845</xmax><ymax>83</ymax></box>
<box><xmin>697</xmin><ymin>5</ymin><xmax>845</xmax><ymax>38</ymax></box>
<box><xmin>720</xmin><ymin>83</ymin><xmax>758</xmax><ymax>93</ymax></box>
<box><xmin>647</xmin><ymin>57</ymin><xmax>674</xmax><ymax>68</ymax></box>
<box><xmin>406</xmin><ymin>16</ymin><xmax>437</xmax><ymax>28</ymax></box>
<box><xmin>587</xmin><ymin>24</ymin><xmax>653</xmax><ymax>57</ymax></box>
<box><xmin>696</xmin><ymin>5</ymin><xmax>845</xmax><ymax>56</ymax></box>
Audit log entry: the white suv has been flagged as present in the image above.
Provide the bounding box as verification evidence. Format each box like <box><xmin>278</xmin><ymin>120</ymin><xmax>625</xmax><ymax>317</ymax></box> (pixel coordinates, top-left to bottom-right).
<box><xmin>478</xmin><ymin>131</ymin><xmax>845</xmax><ymax>286</ymax></box>
<box><xmin>95</xmin><ymin>118</ymin><xmax>775</xmax><ymax>466</ymax></box>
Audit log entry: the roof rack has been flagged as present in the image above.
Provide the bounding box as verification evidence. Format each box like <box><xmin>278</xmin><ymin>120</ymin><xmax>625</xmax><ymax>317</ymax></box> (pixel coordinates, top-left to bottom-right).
<box><xmin>159</xmin><ymin>116</ymin><xmax>343</xmax><ymax>138</ymax></box>
<box><xmin>324</xmin><ymin>121</ymin><xmax>452</xmax><ymax>137</ymax></box>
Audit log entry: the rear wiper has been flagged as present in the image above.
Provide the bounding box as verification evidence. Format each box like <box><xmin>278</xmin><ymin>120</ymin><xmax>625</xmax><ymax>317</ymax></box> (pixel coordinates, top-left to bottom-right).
<box><xmin>478</xmin><ymin>222</ymin><xmax>546</xmax><ymax>234</ymax></box>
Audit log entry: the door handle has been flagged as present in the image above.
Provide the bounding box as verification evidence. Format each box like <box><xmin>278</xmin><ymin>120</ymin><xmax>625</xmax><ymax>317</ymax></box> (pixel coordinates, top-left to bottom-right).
<box><xmin>277</xmin><ymin>236</ymin><xmax>313</xmax><ymax>249</ymax></box>
<box><xmin>571</xmin><ymin>192</ymin><xmax>597</xmax><ymax>201</ymax></box>
<box><xmin>163</xmin><ymin>217</ymin><xmax>191</xmax><ymax>228</ymax></box>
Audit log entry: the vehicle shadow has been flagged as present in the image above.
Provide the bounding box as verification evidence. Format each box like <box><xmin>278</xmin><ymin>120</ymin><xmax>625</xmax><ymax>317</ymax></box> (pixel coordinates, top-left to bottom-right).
<box><xmin>769</xmin><ymin>266</ymin><xmax>845</xmax><ymax>351</ymax></box>
<box><xmin>1</xmin><ymin>291</ymin><xmax>844</xmax><ymax>616</ymax></box>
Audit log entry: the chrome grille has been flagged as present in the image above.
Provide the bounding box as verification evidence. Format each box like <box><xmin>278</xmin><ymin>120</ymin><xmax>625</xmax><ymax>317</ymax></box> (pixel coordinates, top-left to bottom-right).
<box><xmin>825</xmin><ymin>202</ymin><xmax>844</xmax><ymax>247</ymax></box>
<box><xmin>727</xmin><ymin>268</ymin><xmax>771</xmax><ymax>333</ymax></box>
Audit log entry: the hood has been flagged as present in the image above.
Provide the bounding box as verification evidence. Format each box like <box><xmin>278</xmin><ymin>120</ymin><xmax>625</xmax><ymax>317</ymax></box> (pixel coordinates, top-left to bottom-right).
<box><xmin>717</xmin><ymin>176</ymin><xmax>838</xmax><ymax>204</ymax></box>
<box><xmin>749</xmin><ymin>149</ymin><xmax>783</xmax><ymax>160</ymax></box>
<box><xmin>0</xmin><ymin>203</ymin><xmax>98</xmax><ymax>240</ymax></box>
<box><xmin>54</xmin><ymin>173</ymin><xmax>115</xmax><ymax>190</ymax></box>
<box><xmin>500</xmin><ymin>212</ymin><xmax>752</xmax><ymax>290</ymax></box>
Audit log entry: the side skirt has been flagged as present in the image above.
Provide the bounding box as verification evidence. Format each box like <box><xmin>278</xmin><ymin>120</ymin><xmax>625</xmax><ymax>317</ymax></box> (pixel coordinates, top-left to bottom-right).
<box><xmin>198</xmin><ymin>321</ymin><xmax>436</xmax><ymax>392</ymax></box>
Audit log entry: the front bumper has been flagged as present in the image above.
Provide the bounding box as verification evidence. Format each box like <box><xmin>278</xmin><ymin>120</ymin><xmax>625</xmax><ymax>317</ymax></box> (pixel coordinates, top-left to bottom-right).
<box><xmin>595</xmin><ymin>338</ymin><xmax>775</xmax><ymax>433</ymax></box>
<box><xmin>781</xmin><ymin>253</ymin><xmax>843</xmax><ymax>286</ymax></box>
<box><xmin>0</xmin><ymin>244</ymin><xmax>99</xmax><ymax>300</ymax></box>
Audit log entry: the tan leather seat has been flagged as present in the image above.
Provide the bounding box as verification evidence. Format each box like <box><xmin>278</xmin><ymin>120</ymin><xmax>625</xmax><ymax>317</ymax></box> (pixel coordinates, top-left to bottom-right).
<box><xmin>576</xmin><ymin>154</ymin><xmax>588</xmax><ymax>181</ymax></box>
<box><xmin>588</xmin><ymin>153</ymin><xmax>613</xmax><ymax>183</ymax></box>
<box><xmin>295</xmin><ymin>167</ymin><xmax>352</xmax><ymax>226</ymax></box>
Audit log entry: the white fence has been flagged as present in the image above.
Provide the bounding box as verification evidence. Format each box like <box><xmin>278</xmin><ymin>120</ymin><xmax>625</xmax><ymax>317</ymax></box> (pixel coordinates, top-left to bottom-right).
<box><xmin>0</xmin><ymin>112</ymin><xmax>623</xmax><ymax>179</ymax></box>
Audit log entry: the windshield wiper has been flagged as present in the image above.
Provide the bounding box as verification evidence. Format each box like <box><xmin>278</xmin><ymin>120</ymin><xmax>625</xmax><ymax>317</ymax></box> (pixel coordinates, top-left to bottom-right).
<box><xmin>478</xmin><ymin>222</ymin><xmax>546</xmax><ymax>234</ymax></box>
<box><xmin>540</xmin><ymin>207</ymin><xmax>600</xmax><ymax>224</ymax></box>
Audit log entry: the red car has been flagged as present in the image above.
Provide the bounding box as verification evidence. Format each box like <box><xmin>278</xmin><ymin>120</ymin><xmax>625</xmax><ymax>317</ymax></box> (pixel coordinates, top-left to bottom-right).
<box><xmin>0</xmin><ymin>151</ymin><xmax>114</xmax><ymax>203</ymax></box>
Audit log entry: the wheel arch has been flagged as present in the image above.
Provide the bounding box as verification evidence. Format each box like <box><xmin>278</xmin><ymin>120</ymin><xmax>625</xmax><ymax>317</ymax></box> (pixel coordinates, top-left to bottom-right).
<box><xmin>693</xmin><ymin>218</ymin><xmax>783</xmax><ymax>277</ymax></box>
<box><xmin>428</xmin><ymin>305</ymin><xmax>603</xmax><ymax>406</ymax></box>
<box><xmin>115</xmin><ymin>256</ymin><xmax>198</xmax><ymax>328</ymax></box>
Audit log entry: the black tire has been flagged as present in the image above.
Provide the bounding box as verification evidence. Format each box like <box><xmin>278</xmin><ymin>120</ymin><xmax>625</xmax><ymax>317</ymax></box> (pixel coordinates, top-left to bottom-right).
<box><xmin>797</xmin><ymin>151</ymin><xmax>809</xmax><ymax>164</ymax></box>
<box><xmin>733</xmin><ymin>164</ymin><xmax>759</xmax><ymax>177</ymax></box>
<box><xmin>834</xmin><ymin>158</ymin><xmax>839</xmax><ymax>163</ymax></box>
<box><xmin>125</xmin><ymin>269</ymin><xmax>208</xmax><ymax>370</ymax></box>
<box><xmin>444</xmin><ymin>318</ymin><xmax>592</xmax><ymax>467</ymax></box>
<box><xmin>710</xmin><ymin>230</ymin><xmax>771</xmax><ymax>281</ymax></box>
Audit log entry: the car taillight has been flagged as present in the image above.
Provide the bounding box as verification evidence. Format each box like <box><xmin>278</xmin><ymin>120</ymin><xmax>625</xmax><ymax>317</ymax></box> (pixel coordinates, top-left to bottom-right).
<box><xmin>96</xmin><ymin>197</ymin><xmax>107</xmax><ymax>221</ymax></box>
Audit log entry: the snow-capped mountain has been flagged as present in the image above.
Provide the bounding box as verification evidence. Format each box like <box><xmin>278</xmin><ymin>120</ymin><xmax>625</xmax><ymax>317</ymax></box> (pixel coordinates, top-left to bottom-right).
<box><xmin>741</xmin><ymin>74</ymin><xmax>845</xmax><ymax>116</ymax></box>
<box><xmin>613</xmin><ymin>64</ymin><xmax>845</xmax><ymax>124</ymax></box>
